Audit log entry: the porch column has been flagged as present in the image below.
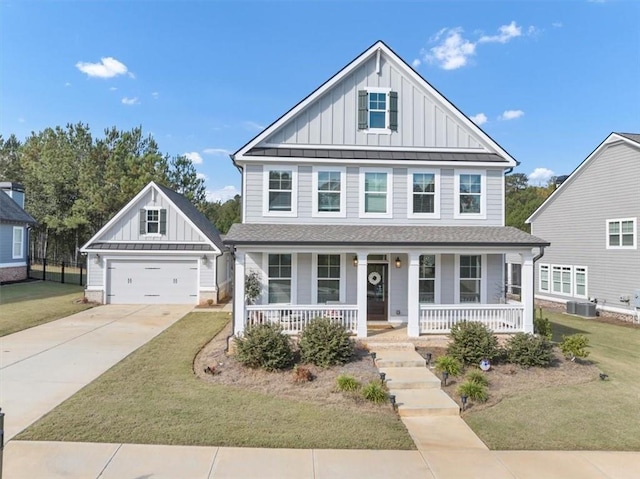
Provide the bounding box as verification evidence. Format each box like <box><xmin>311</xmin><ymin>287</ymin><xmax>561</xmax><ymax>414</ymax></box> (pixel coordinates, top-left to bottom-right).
<box><xmin>407</xmin><ymin>252</ymin><xmax>421</xmax><ymax>337</ymax></box>
<box><xmin>233</xmin><ymin>250</ymin><xmax>246</xmax><ymax>336</ymax></box>
<box><xmin>356</xmin><ymin>252</ymin><xmax>368</xmax><ymax>338</ymax></box>
<box><xmin>521</xmin><ymin>250</ymin><xmax>534</xmax><ymax>333</ymax></box>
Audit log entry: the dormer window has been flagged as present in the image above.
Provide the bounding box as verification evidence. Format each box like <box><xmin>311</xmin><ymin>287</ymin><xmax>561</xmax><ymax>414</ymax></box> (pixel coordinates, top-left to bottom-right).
<box><xmin>139</xmin><ymin>208</ymin><xmax>166</xmax><ymax>235</ymax></box>
<box><xmin>358</xmin><ymin>88</ymin><xmax>398</xmax><ymax>133</ymax></box>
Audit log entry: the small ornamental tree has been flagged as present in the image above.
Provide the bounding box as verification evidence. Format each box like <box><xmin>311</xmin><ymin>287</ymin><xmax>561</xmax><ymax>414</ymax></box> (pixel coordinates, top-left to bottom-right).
<box><xmin>561</xmin><ymin>334</ymin><xmax>590</xmax><ymax>361</ymax></box>
<box><xmin>447</xmin><ymin>321</ymin><xmax>502</xmax><ymax>366</ymax></box>
<box><xmin>244</xmin><ymin>270</ymin><xmax>262</xmax><ymax>304</ymax></box>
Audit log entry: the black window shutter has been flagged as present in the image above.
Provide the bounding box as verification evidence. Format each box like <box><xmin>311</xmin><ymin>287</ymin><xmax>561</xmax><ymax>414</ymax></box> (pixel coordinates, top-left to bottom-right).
<box><xmin>358</xmin><ymin>90</ymin><xmax>368</xmax><ymax>130</ymax></box>
<box><xmin>160</xmin><ymin>209</ymin><xmax>167</xmax><ymax>235</ymax></box>
<box><xmin>389</xmin><ymin>91</ymin><xmax>398</xmax><ymax>131</ymax></box>
<box><xmin>139</xmin><ymin>209</ymin><xmax>146</xmax><ymax>235</ymax></box>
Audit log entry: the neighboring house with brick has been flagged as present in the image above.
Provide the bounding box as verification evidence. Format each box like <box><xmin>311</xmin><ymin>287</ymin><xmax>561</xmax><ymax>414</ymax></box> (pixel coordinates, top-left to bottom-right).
<box><xmin>80</xmin><ymin>181</ymin><xmax>230</xmax><ymax>305</ymax></box>
<box><xmin>527</xmin><ymin>132</ymin><xmax>640</xmax><ymax>319</ymax></box>
<box><xmin>0</xmin><ymin>182</ymin><xmax>37</xmax><ymax>283</ymax></box>
<box><xmin>224</xmin><ymin>41</ymin><xmax>549</xmax><ymax>338</ymax></box>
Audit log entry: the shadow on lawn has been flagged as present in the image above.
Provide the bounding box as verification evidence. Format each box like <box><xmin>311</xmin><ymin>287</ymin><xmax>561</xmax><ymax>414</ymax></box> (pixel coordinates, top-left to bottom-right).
<box><xmin>550</xmin><ymin>322</ymin><xmax>590</xmax><ymax>343</ymax></box>
<box><xmin>0</xmin><ymin>280</ymin><xmax>85</xmax><ymax>305</ymax></box>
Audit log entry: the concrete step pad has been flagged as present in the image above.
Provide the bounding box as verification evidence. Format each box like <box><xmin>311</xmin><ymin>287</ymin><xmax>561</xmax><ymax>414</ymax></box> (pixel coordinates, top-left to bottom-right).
<box><xmin>364</xmin><ymin>342</ymin><xmax>416</xmax><ymax>351</ymax></box>
<box><xmin>380</xmin><ymin>367</ymin><xmax>442</xmax><ymax>389</ymax></box>
<box><xmin>402</xmin><ymin>416</ymin><xmax>489</xmax><ymax>451</ymax></box>
<box><xmin>390</xmin><ymin>389</ymin><xmax>460</xmax><ymax>417</ymax></box>
<box><xmin>374</xmin><ymin>350</ymin><xmax>426</xmax><ymax>368</ymax></box>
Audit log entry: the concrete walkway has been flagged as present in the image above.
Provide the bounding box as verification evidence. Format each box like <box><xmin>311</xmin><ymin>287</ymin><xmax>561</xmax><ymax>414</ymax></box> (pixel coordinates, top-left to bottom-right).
<box><xmin>0</xmin><ymin>304</ymin><xmax>192</xmax><ymax>440</ymax></box>
<box><xmin>4</xmin><ymin>441</ymin><xmax>640</xmax><ymax>478</ymax></box>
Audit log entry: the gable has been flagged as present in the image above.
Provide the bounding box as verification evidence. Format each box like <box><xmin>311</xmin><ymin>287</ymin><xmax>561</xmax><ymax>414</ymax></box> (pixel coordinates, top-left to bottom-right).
<box><xmin>235</xmin><ymin>41</ymin><xmax>516</xmax><ymax>166</ymax></box>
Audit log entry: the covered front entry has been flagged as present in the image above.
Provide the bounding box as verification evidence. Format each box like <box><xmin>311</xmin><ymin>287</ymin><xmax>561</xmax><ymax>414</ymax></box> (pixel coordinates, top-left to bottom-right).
<box><xmin>106</xmin><ymin>259</ymin><xmax>198</xmax><ymax>304</ymax></box>
<box><xmin>367</xmin><ymin>262</ymin><xmax>388</xmax><ymax>321</ymax></box>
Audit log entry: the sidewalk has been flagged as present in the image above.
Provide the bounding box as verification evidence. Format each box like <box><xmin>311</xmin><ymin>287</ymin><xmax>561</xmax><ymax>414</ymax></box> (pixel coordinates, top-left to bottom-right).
<box><xmin>4</xmin><ymin>441</ymin><xmax>639</xmax><ymax>479</ymax></box>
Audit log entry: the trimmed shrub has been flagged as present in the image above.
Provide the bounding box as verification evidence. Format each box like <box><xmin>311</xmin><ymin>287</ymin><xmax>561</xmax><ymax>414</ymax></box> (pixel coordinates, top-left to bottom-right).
<box><xmin>447</xmin><ymin>321</ymin><xmax>501</xmax><ymax>366</ymax></box>
<box><xmin>292</xmin><ymin>365</ymin><xmax>313</xmax><ymax>383</ymax></box>
<box><xmin>362</xmin><ymin>380</ymin><xmax>387</xmax><ymax>404</ymax></box>
<box><xmin>299</xmin><ymin>318</ymin><xmax>354</xmax><ymax>367</ymax></box>
<box><xmin>561</xmin><ymin>334</ymin><xmax>590</xmax><ymax>361</ymax></box>
<box><xmin>434</xmin><ymin>355</ymin><xmax>463</xmax><ymax>377</ymax></box>
<box><xmin>466</xmin><ymin>370</ymin><xmax>489</xmax><ymax>387</ymax></box>
<box><xmin>336</xmin><ymin>374</ymin><xmax>361</xmax><ymax>392</ymax></box>
<box><xmin>534</xmin><ymin>316</ymin><xmax>553</xmax><ymax>340</ymax></box>
<box><xmin>234</xmin><ymin>323</ymin><xmax>294</xmax><ymax>371</ymax></box>
<box><xmin>506</xmin><ymin>332</ymin><xmax>554</xmax><ymax>367</ymax></box>
<box><xmin>457</xmin><ymin>380</ymin><xmax>489</xmax><ymax>403</ymax></box>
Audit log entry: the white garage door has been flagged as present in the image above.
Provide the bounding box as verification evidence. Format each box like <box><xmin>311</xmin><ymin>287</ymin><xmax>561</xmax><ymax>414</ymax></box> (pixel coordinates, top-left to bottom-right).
<box><xmin>107</xmin><ymin>260</ymin><xmax>198</xmax><ymax>304</ymax></box>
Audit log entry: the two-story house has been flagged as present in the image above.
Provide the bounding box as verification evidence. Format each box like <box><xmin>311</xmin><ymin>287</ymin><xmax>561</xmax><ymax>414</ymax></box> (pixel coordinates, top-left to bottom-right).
<box><xmin>224</xmin><ymin>41</ymin><xmax>549</xmax><ymax>338</ymax></box>
<box><xmin>0</xmin><ymin>182</ymin><xmax>37</xmax><ymax>283</ymax></box>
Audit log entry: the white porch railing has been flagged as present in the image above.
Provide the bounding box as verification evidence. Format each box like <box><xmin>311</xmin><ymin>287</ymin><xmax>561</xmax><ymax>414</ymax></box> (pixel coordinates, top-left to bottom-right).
<box><xmin>419</xmin><ymin>303</ymin><xmax>524</xmax><ymax>334</ymax></box>
<box><xmin>245</xmin><ymin>304</ymin><xmax>358</xmax><ymax>335</ymax></box>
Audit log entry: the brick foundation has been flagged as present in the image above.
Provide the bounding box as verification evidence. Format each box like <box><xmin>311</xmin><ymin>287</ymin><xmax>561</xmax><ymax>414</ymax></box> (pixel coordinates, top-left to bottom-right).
<box><xmin>84</xmin><ymin>290</ymin><xmax>104</xmax><ymax>304</ymax></box>
<box><xmin>0</xmin><ymin>266</ymin><xmax>28</xmax><ymax>283</ymax></box>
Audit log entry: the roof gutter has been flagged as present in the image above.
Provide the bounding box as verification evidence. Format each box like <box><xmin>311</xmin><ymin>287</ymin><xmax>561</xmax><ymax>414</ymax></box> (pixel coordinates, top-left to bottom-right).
<box><xmin>223</xmin><ymin>240</ymin><xmax>551</xmax><ymax>248</ymax></box>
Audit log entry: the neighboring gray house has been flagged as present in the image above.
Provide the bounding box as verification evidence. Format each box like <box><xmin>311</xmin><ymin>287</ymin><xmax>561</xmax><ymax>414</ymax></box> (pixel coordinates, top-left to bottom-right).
<box><xmin>224</xmin><ymin>41</ymin><xmax>549</xmax><ymax>338</ymax></box>
<box><xmin>0</xmin><ymin>182</ymin><xmax>37</xmax><ymax>283</ymax></box>
<box><xmin>80</xmin><ymin>181</ymin><xmax>230</xmax><ymax>305</ymax></box>
<box><xmin>526</xmin><ymin>132</ymin><xmax>640</xmax><ymax>318</ymax></box>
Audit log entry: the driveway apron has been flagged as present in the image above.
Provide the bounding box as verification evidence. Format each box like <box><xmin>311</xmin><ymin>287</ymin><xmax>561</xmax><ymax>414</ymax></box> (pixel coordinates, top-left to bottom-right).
<box><xmin>0</xmin><ymin>304</ymin><xmax>192</xmax><ymax>440</ymax></box>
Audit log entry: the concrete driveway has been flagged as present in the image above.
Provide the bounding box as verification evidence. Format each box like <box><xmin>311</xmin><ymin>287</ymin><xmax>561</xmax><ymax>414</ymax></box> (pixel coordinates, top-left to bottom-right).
<box><xmin>0</xmin><ymin>304</ymin><xmax>192</xmax><ymax>440</ymax></box>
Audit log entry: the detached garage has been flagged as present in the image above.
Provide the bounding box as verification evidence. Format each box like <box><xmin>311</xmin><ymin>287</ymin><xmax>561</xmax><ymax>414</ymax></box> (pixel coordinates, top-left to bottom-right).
<box><xmin>81</xmin><ymin>182</ymin><xmax>230</xmax><ymax>305</ymax></box>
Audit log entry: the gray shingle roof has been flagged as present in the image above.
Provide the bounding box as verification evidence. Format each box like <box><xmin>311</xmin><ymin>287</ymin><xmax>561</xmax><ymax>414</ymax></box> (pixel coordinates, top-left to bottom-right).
<box><xmin>86</xmin><ymin>242</ymin><xmax>214</xmax><ymax>251</ymax></box>
<box><xmin>617</xmin><ymin>132</ymin><xmax>640</xmax><ymax>144</ymax></box>
<box><xmin>224</xmin><ymin>224</ymin><xmax>549</xmax><ymax>247</ymax></box>
<box><xmin>155</xmin><ymin>183</ymin><xmax>226</xmax><ymax>252</ymax></box>
<box><xmin>0</xmin><ymin>191</ymin><xmax>37</xmax><ymax>225</ymax></box>
<box><xmin>246</xmin><ymin>148</ymin><xmax>508</xmax><ymax>163</ymax></box>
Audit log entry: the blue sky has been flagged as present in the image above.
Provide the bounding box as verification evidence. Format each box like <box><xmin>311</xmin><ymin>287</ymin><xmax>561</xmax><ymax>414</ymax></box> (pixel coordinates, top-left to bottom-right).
<box><xmin>2</xmin><ymin>1</ymin><xmax>638</xmax><ymax>201</ymax></box>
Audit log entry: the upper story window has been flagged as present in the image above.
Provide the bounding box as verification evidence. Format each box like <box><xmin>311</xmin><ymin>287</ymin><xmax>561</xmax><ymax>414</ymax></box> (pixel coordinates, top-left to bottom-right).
<box><xmin>607</xmin><ymin>218</ymin><xmax>636</xmax><ymax>249</ymax></box>
<box><xmin>139</xmin><ymin>208</ymin><xmax>166</xmax><ymax>235</ymax></box>
<box><xmin>454</xmin><ymin>170</ymin><xmax>486</xmax><ymax>219</ymax></box>
<box><xmin>357</xmin><ymin>88</ymin><xmax>398</xmax><ymax>133</ymax></box>
<box><xmin>408</xmin><ymin>169</ymin><xmax>440</xmax><ymax>218</ymax></box>
<box><xmin>263</xmin><ymin>166</ymin><xmax>298</xmax><ymax>217</ymax></box>
<box><xmin>12</xmin><ymin>226</ymin><xmax>23</xmax><ymax>259</ymax></box>
<box><xmin>359</xmin><ymin>168</ymin><xmax>392</xmax><ymax>218</ymax></box>
<box><xmin>312</xmin><ymin>167</ymin><xmax>346</xmax><ymax>217</ymax></box>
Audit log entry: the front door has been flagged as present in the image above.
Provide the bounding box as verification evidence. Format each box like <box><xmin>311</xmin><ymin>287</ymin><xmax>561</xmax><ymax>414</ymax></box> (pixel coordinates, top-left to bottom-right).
<box><xmin>367</xmin><ymin>263</ymin><xmax>388</xmax><ymax>321</ymax></box>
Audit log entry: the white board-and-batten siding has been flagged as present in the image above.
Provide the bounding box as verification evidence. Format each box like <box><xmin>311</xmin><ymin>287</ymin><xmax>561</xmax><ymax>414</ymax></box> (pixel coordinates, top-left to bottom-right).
<box><xmin>243</xmin><ymin>164</ymin><xmax>504</xmax><ymax>225</ymax></box>
<box><xmin>531</xmin><ymin>142</ymin><xmax>640</xmax><ymax>307</ymax></box>
<box><xmin>98</xmin><ymin>190</ymin><xmax>205</xmax><ymax>243</ymax></box>
<box><xmin>263</xmin><ymin>54</ymin><xmax>485</xmax><ymax>150</ymax></box>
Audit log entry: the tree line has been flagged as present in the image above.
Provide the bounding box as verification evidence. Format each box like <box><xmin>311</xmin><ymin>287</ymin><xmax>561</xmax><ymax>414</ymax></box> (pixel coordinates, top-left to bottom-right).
<box><xmin>505</xmin><ymin>173</ymin><xmax>555</xmax><ymax>232</ymax></box>
<box><xmin>0</xmin><ymin>124</ymin><xmax>240</xmax><ymax>263</ymax></box>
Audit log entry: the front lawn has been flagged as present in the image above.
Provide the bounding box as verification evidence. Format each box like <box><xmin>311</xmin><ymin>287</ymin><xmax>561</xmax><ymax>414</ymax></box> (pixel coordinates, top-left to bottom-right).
<box><xmin>464</xmin><ymin>311</ymin><xmax>640</xmax><ymax>450</ymax></box>
<box><xmin>0</xmin><ymin>281</ymin><xmax>93</xmax><ymax>336</ymax></box>
<box><xmin>17</xmin><ymin>312</ymin><xmax>415</xmax><ymax>450</ymax></box>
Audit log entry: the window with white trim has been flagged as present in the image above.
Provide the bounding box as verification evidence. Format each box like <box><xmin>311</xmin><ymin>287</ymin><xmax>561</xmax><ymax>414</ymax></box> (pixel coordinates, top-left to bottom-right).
<box><xmin>12</xmin><ymin>226</ymin><xmax>23</xmax><ymax>259</ymax></box>
<box><xmin>268</xmin><ymin>254</ymin><xmax>292</xmax><ymax>304</ymax></box>
<box><xmin>552</xmin><ymin>265</ymin><xmax>572</xmax><ymax>295</ymax></box>
<box><xmin>607</xmin><ymin>218</ymin><xmax>636</xmax><ymax>249</ymax></box>
<box><xmin>313</xmin><ymin>168</ymin><xmax>346</xmax><ymax>216</ymax></box>
<box><xmin>419</xmin><ymin>255</ymin><xmax>436</xmax><ymax>303</ymax></box>
<box><xmin>454</xmin><ymin>171</ymin><xmax>486</xmax><ymax>218</ymax></box>
<box><xmin>317</xmin><ymin>254</ymin><xmax>340</xmax><ymax>303</ymax></box>
<box><xmin>409</xmin><ymin>170</ymin><xmax>440</xmax><ymax>218</ymax></box>
<box><xmin>539</xmin><ymin>264</ymin><xmax>550</xmax><ymax>293</ymax></box>
<box><xmin>359</xmin><ymin>168</ymin><xmax>392</xmax><ymax>217</ymax></box>
<box><xmin>460</xmin><ymin>255</ymin><xmax>481</xmax><ymax>303</ymax></box>
<box><xmin>147</xmin><ymin>209</ymin><xmax>159</xmax><ymax>233</ymax></box>
<box><xmin>357</xmin><ymin>88</ymin><xmax>398</xmax><ymax>132</ymax></box>
<box><xmin>574</xmin><ymin>266</ymin><xmax>588</xmax><ymax>299</ymax></box>
<box><xmin>139</xmin><ymin>208</ymin><xmax>166</xmax><ymax>235</ymax></box>
<box><xmin>268</xmin><ymin>170</ymin><xmax>293</xmax><ymax>212</ymax></box>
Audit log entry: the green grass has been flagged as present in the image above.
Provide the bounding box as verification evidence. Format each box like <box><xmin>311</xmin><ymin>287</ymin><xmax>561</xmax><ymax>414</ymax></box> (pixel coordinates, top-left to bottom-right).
<box><xmin>0</xmin><ymin>281</ymin><xmax>93</xmax><ymax>336</ymax></box>
<box><xmin>17</xmin><ymin>312</ymin><xmax>415</xmax><ymax>449</ymax></box>
<box><xmin>465</xmin><ymin>311</ymin><xmax>640</xmax><ymax>450</ymax></box>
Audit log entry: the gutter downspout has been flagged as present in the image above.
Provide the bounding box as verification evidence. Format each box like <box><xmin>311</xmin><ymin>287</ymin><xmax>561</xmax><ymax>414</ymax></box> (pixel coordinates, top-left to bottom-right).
<box><xmin>224</xmin><ymin>244</ymin><xmax>237</xmax><ymax>354</ymax></box>
<box><xmin>531</xmin><ymin>246</ymin><xmax>546</xmax><ymax>325</ymax></box>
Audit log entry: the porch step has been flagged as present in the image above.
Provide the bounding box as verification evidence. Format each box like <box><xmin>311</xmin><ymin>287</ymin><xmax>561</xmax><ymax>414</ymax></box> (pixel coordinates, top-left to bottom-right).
<box><xmin>379</xmin><ymin>367</ymin><xmax>441</xmax><ymax>390</ymax></box>
<box><xmin>364</xmin><ymin>342</ymin><xmax>416</xmax><ymax>351</ymax></box>
<box><xmin>390</xmin><ymin>389</ymin><xmax>460</xmax><ymax>417</ymax></box>
<box><xmin>373</xmin><ymin>350</ymin><xmax>426</xmax><ymax>368</ymax></box>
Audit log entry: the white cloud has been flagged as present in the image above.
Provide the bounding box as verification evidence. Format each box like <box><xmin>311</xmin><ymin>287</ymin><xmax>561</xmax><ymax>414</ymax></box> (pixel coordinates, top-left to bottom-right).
<box><xmin>203</xmin><ymin>148</ymin><xmax>232</xmax><ymax>156</ymax></box>
<box><xmin>411</xmin><ymin>58</ymin><xmax>421</xmax><ymax>68</ymax></box>
<box><xmin>76</xmin><ymin>57</ymin><xmax>130</xmax><ymax>79</ymax></box>
<box><xmin>498</xmin><ymin>109</ymin><xmax>524</xmax><ymax>120</ymax></box>
<box><xmin>64</xmin><ymin>82</ymin><xmax>71</xmax><ymax>87</ymax></box>
<box><xmin>121</xmin><ymin>97</ymin><xmax>139</xmax><ymax>105</ymax></box>
<box><xmin>184</xmin><ymin>152</ymin><xmax>203</xmax><ymax>164</ymax></box>
<box><xmin>109</xmin><ymin>86</ymin><xmax>118</xmax><ymax>91</ymax></box>
<box><xmin>151</xmin><ymin>91</ymin><xmax>159</xmax><ymax>99</ymax></box>
<box><xmin>196</xmin><ymin>172</ymin><xmax>208</xmax><ymax>181</ymax></box>
<box><xmin>426</xmin><ymin>27</ymin><xmax>476</xmax><ymax>70</ymax></box>
<box><xmin>207</xmin><ymin>185</ymin><xmax>239</xmax><ymax>203</ymax></box>
<box><xmin>528</xmin><ymin>167</ymin><xmax>555</xmax><ymax>184</ymax></box>
<box><xmin>552</xmin><ymin>22</ymin><xmax>563</xmax><ymax>28</ymax></box>
<box><xmin>18</xmin><ymin>117</ymin><xmax>26</xmax><ymax>123</ymax></box>
<box><xmin>243</xmin><ymin>121</ymin><xmax>265</xmax><ymax>131</ymax></box>
<box><xmin>478</xmin><ymin>21</ymin><xmax>522</xmax><ymax>44</ymax></box>
<box><xmin>470</xmin><ymin>113</ymin><xmax>488</xmax><ymax>125</ymax></box>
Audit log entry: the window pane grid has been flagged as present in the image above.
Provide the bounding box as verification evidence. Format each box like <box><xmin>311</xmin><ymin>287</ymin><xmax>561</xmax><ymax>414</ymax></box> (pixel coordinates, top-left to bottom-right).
<box><xmin>419</xmin><ymin>255</ymin><xmax>436</xmax><ymax>303</ymax></box>
<box><xmin>460</xmin><ymin>255</ymin><xmax>481</xmax><ymax>303</ymax></box>
<box><xmin>317</xmin><ymin>171</ymin><xmax>341</xmax><ymax>212</ymax></box>
<box><xmin>268</xmin><ymin>254</ymin><xmax>292</xmax><ymax>304</ymax></box>
<box><xmin>608</xmin><ymin>220</ymin><xmax>636</xmax><ymax>247</ymax></box>
<box><xmin>459</xmin><ymin>174</ymin><xmax>481</xmax><ymax>214</ymax></box>
<box><xmin>268</xmin><ymin>170</ymin><xmax>293</xmax><ymax>212</ymax></box>
<box><xmin>317</xmin><ymin>254</ymin><xmax>340</xmax><ymax>303</ymax></box>
<box><xmin>364</xmin><ymin>172</ymin><xmax>388</xmax><ymax>214</ymax></box>
<box><xmin>413</xmin><ymin>173</ymin><xmax>435</xmax><ymax>214</ymax></box>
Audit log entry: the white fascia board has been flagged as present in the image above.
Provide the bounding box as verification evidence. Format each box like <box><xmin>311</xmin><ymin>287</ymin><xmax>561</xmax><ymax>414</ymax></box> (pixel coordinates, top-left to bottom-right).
<box><xmin>84</xmin><ymin>249</ymin><xmax>211</xmax><ymax>255</ymax></box>
<box><xmin>526</xmin><ymin>133</ymin><xmax>639</xmax><ymax>224</ymax></box>
<box><xmin>234</xmin><ymin>156</ymin><xmax>509</xmax><ymax>169</ymax></box>
<box><xmin>259</xmin><ymin>143</ymin><xmax>489</xmax><ymax>153</ymax></box>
